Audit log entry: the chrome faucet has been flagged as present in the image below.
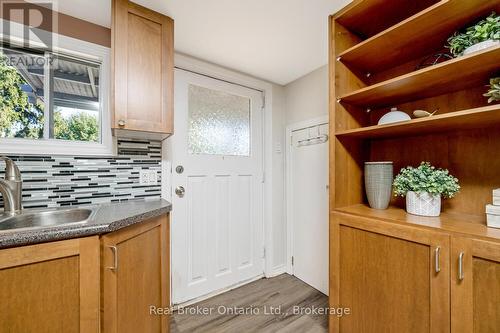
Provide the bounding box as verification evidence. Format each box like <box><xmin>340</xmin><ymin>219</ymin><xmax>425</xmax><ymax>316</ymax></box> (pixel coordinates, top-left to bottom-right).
<box><xmin>0</xmin><ymin>157</ymin><xmax>22</xmax><ymax>214</ymax></box>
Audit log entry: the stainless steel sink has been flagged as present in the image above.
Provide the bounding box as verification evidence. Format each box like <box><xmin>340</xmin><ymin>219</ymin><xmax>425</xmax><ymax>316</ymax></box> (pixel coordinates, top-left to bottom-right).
<box><xmin>0</xmin><ymin>208</ymin><xmax>94</xmax><ymax>232</ymax></box>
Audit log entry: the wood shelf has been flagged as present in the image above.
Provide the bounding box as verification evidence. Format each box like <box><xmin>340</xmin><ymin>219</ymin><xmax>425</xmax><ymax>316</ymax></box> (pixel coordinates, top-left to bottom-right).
<box><xmin>334</xmin><ymin>204</ymin><xmax>500</xmax><ymax>242</ymax></box>
<box><xmin>335</xmin><ymin>0</ymin><xmax>439</xmax><ymax>39</ymax></box>
<box><xmin>338</xmin><ymin>0</ymin><xmax>500</xmax><ymax>73</ymax></box>
<box><xmin>339</xmin><ymin>45</ymin><xmax>500</xmax><ymax>108</ymax></box>
<box><xmin>335</xmin><ymin>105</ymin><xmax>500</xmax><ymax>139</ymax></box>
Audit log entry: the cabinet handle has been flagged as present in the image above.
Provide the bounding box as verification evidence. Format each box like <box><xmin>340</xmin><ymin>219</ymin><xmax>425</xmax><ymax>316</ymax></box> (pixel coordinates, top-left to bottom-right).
<box><xmin>434</xmin><ymin>246</ymin><xmax>441</xmax><ymax>273</ymax></box>
<box><xmin>117</xmin><ymin>119</ymin><xmax>126</xmax><ymax>127</ymax></box>
<box><xmin>458</xmin><ymin>252</ymin><xmax>465</xmax><ymax>281</ymax></box>
<box><xmin>107</xmin><ymin>246</ymin><xmax>118</xmax><ymax>271</ymax></box>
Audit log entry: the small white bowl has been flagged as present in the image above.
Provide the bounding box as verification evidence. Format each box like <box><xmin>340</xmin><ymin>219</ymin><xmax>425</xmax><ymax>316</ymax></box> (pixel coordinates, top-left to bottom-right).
<box><xmin>378</xmin><ymin>110</ymin><xmax>411</xmax><ymax>125</ymax></box>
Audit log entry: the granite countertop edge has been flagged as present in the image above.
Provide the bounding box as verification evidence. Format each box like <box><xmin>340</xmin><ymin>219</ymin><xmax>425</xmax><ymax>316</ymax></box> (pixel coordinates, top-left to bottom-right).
<box><xmin>0</xmin><ymin>199</ymin><xmax>172</xmax><ymax>249</ymax></box>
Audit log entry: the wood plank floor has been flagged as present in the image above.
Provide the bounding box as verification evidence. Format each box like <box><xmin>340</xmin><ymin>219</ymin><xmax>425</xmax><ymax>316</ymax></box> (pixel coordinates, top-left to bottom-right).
<box><xmin>171</xmin><ymin>274</ymin><xmax>328</xmax><ymax>333</ymax></box>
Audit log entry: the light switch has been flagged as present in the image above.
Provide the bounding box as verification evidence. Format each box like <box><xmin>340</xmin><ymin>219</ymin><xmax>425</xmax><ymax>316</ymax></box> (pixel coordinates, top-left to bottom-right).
<box><xmin>275</xmin><ymin>142</ymin><xmax>282</xmax><ymax>154</ymax></box>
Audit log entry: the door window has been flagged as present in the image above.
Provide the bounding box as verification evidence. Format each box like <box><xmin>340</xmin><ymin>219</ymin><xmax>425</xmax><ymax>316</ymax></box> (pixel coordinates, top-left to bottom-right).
<box><xmin>187</xmin><ymin>84</ymin><xmax>250</xmax><ymax>156</ymax></box>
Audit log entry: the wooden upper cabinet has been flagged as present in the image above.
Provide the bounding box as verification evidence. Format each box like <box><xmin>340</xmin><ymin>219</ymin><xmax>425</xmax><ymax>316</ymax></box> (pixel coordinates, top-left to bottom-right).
<box><xmin>331</xmin><ymin>213</ymin><xmax>450</xmax><ymax>333</ymax></box>
<box><xmin>112</xmin><ymin>0</ymin><xmax>174</xmax><ymax>136</ymax></box>
<box><xmin>101</xmin><ymin>215</ymin><xmax>170</xmax><ymax>333</ymax></box>
<box><xmin>451</xmin><ymin>237</ymin><xmax>500</xmax><ymax>333</ymax></box>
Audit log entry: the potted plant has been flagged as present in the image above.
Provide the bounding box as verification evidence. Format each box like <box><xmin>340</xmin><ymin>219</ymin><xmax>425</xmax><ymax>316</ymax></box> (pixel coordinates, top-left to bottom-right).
<box><xmin>393</xmin><ymin>162</ymin><xmax>460</xmax><ymax>217</ymax></box>
<box><xmin>484</xmin><ymin>77</ymin><xmax>500</xmax><ymax>103</ymax></box>
<box><xmin>447</xmin><ymin>12</ymin><xmax>500</xmax><ymax>57</ymax></box>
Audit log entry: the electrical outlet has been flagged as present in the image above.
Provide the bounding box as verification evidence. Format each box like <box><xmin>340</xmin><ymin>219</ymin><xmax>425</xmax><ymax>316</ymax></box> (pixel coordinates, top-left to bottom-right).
<box><xmin>139</xmin><ymin>170</ymin><xmax>158</xmax><ymax>185</ymax></box>
<box><xmin>139</xmin><ymin>170</ymin><xmax>150</xmax><ymax>185</ymax></box>
<box><xmin>148</xmin><ymin>170</ymin><xmax>158</xmax><ymax>183</ymax></box>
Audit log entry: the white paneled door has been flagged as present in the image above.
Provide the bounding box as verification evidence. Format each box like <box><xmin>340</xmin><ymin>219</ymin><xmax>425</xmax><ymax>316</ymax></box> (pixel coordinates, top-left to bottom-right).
<box><xmin>169</xmin><ymin>69</ymin><xmax>265</xmax><ymax>304</ymax></box>
<box><xmin>289</xmin><ymin>122</ymin><xmax>329</xmax><ymax>295</ymax></box>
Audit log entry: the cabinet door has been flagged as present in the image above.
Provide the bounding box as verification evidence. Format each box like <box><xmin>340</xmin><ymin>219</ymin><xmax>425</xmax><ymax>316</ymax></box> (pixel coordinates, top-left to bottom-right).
<box><xmin>330</xmin><ymin>213</ymin><xmax>450</xmax><ymax>333</ymax></box>
<box><xmin>102</xmin><ymin>215</ymin><xmax>169</xmax><ymax>333</ymax></box>
<box><xmin>0</xmin><ymin>237</ymin><xmax>100</xmax><ymax>332</ymax></box>
<box><xmin>451</xmin><ymin>237</ymin><xmax>500</xmax><ymax>333</ymax></box>
<box><xmin>112</xmin><ymin>0</ymin><xmax>174</xmax><ymax>134</ymax></box>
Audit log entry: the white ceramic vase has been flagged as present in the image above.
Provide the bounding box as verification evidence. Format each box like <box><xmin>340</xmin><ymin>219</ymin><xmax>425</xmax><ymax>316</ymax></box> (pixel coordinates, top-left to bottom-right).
<box><xmin>364</xmin><ymin>162</ymin><xmax>393</xmax><ymax>210</ymax></box>
<box><xmin>463</xmin><ymin>39</ymin><xmax>500</xmax><ymax>56</ymax></box>
<box><xmin>406</xmin><ymin>191</ymin><xmax>441</xmax><ymax>217</ymax></box>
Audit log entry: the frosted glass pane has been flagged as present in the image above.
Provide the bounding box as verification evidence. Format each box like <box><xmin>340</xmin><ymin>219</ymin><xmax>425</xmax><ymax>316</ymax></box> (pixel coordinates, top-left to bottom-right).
<box><xmin>188</xmin><ymin>84</ymin><xmax>250</xmax><ymax>156</ymax></box>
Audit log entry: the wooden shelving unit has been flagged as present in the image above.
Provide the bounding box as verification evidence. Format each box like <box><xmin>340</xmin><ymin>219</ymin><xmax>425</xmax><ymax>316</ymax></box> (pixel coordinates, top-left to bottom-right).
<box><xmin>338</xmin><ymin>0</ymin><xmax>500</xmax><ymax>73</ymax></box>
<box><xmin>329</xmin><ymin>1</ymin><xmax>500</xmax><ymax>331</ymax></box>
<box><xmin>336</xmin><ymin>105</ymin><xmax>500</xmax><ymax>139</ymax></box>
<box><xmin>329</xmin><ymin>0</ymin><xmax>500</xmax><ymax>230</ymax></box>
<box><xmin>339</xmin><ymin>45</ymin><xmax>500</xmax><ymax>107</ymax></box>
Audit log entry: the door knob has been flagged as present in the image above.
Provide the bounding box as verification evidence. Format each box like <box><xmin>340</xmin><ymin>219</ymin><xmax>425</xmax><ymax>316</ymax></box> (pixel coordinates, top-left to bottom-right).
<box><xmin>175</xmin><ymin>186</ymin><xmax>185</xmax><ymax>197</ymax></box>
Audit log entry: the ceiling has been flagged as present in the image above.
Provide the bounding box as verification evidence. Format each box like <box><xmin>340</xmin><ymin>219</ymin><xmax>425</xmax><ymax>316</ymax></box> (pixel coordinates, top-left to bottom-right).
<box><xmin>55</xmin><ymin>0</ymin><xmax>352</xmax><ymax>85</ymax></box>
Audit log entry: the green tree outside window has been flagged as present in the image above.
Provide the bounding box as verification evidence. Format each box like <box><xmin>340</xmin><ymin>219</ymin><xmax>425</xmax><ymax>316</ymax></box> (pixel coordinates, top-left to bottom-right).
<box><xmin>0</xmin><ymin>52</ymin><xmax>99</xmax><ymax>142</ymax></box>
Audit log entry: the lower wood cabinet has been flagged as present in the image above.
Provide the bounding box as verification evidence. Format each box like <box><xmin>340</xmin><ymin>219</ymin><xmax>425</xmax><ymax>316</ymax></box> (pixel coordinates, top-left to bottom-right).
<box><xmin>330</xmin><ymin>213</ymin><xmax>450</xmax><ymax>333</ymax></box>
<box><xmin>451</xmin><ymin>237</ymin><xmax>500</xmax><ymax>333</ymax></box>
<box><xmin>331</xmin><ymin>212</ymin><xmax>500</xmax><ymax>333</ymax></box>
<box><xmin>0</xmin><ymin>237</ymin><xmax>100</xmax><ymax>333</ymax></box>
<box><xmin>101</xmin><ymin>214</ymin><xmax>170</xmax><ymax>333</ymax></box>
<box><xmin>0</xmin><ymin>214</ymin><xmax>169</xmax><ymax>333</ymax></box>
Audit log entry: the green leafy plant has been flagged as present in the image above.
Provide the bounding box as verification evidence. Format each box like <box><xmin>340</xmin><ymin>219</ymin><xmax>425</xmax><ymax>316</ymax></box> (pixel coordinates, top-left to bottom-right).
<box><xmin>447</xmin><ymin>12</ymin><xmax>500</xmax><ymax>57</ymax></box>
<box><xmin>393</xmin><ymin>162</ymin><xmax>460</xmax><ymax>199</ymax></box>
<box><xmin>484</xmin><ymin>77</ymin><xmax>500</xmax><ymax>103</ymax></box>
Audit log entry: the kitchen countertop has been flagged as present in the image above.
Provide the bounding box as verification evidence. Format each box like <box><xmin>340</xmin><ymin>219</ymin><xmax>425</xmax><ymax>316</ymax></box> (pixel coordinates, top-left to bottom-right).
<box><xmin>0</xmin><ymin>199</ymin><xmax>172</xmax><ymax>249</ymax></box>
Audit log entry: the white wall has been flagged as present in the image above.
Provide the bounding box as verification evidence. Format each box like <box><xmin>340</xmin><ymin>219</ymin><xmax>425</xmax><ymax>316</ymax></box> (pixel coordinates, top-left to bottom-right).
<box><xmin>285</xmin><ymin>65</ymin><xmax>329</xmax><ymax>125</ymax></box>
<box><xmin>270</xmin><ymin>65</ymin><xmax>329</xmax><ymax>273</ymax></box>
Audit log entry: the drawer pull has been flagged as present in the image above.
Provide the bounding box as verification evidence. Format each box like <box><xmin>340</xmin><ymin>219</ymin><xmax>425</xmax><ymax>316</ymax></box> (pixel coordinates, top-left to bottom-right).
<box><xmin>107</xmin><ymin>246</ymin><xmax>118</xmax><ymax>271</ymax></box>
<box><xmin>458</xmin><ymin>252</ymin><xmax>465</xmax><ymax>281</ymax></box>
<box><xmin>434</xmin><ymin>246</ymin><xmax>441</xmax><ymax>273</ymax></box>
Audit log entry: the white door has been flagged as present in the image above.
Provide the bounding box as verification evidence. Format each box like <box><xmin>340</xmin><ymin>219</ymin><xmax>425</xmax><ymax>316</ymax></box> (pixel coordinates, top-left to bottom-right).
<box><xmin>169</xmin><ymin>69</ymin><xmax>265</xmax><ymax>304</ymax></box>
<box><xmin>289</xmin><ymin>122</ymin><xmax>329</xmax><ymax>295</ymax></box>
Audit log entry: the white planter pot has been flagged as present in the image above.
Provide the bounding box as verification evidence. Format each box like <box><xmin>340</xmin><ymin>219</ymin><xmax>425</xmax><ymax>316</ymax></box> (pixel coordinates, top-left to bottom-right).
<box><xmin>406</xmin><ymin>191</ymin><xmax>441</xmax><ymax>217</ymax></box>
<box><xmin>463</xmin><ymin>39</ymin><xmax>500</xmax><ymax>56</ymax></box>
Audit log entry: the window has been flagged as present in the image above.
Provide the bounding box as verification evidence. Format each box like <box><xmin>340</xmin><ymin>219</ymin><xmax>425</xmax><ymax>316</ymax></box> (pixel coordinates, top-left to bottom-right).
<box><xmin>0</xmin><ymin>47</ymin><xmax>101</xmax><ymax>142</ymax></box>
<box><xmin>0</xmin><ymin>19</ymin><xmax>111</xmax><ymax>155</ymax></box>
<box><xmin>188</xmin><ymin>84</ymin><xmax>251</xmax><ymax>156</ymax></box>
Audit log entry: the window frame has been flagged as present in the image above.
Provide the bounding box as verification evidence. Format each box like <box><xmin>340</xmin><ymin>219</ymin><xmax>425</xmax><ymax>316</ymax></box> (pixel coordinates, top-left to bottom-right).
<box><xmin>0</xmin><ymin>19</ymin><xmax>113</xmax><ymax>156</ymax></box>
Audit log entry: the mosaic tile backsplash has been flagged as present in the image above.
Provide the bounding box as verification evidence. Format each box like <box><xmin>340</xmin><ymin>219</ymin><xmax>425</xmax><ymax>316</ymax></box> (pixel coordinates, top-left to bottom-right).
<box><xmin>0</xmin><ymin>139</ymin><xmax>162</xmax><ymax>209</ymax></box>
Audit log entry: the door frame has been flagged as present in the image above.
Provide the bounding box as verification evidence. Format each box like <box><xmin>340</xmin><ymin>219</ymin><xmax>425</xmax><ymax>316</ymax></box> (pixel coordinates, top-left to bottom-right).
<box><xmin>285</xmin><ymin>115</ymin><xmax>329</xmax><ymax>274</ymax></box>
<box><xmin>164</xmin><ymin>53</ymin><xmax>276</xmax><ymax>279</ymax></box>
